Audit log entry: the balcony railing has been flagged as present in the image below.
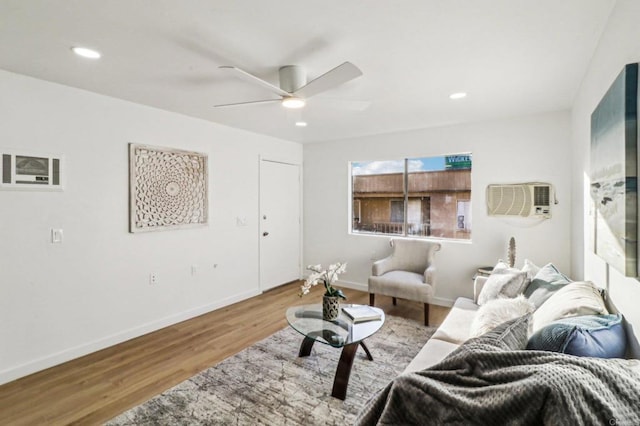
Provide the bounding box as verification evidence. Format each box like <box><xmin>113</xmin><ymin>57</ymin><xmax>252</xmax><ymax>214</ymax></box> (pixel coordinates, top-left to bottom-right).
<box><xmin>353</xmin><ymin>222</ymin><xmax>430</xmax><ymax>236</ymax></box>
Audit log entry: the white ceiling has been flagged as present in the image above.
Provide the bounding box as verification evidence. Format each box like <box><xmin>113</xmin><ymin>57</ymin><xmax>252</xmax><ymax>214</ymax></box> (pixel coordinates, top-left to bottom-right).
<box><xmin>0</xmin><ymin>0</ymin><xmax>615</xmax><ymax>143</ymax></box>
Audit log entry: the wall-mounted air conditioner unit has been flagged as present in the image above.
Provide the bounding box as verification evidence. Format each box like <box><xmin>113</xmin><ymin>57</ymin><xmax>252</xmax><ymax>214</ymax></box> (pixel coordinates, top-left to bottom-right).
<box><xmin>0</xmin><ymin>150</ymin><xmax>64</xmax><ymax>191</ymax></box>
<box><xmin>486</xmin><ymin>183</ymin><xmax>553</xmax><ymax>218</ymax></box>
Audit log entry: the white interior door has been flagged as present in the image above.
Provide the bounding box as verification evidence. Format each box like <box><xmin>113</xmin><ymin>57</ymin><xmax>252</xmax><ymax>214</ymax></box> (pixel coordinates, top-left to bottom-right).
<box><xmin>260</xmin><ymin>160</ymin><xmax>301</xmax><ymax>291</ymax></box>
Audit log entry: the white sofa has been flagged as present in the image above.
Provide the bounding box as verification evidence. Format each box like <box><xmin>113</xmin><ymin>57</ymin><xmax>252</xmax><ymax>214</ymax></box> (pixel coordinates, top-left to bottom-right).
<box><xmin>403</xmin><ymin>272</ymin><xmax>637</xmax><ymax>373</ymax></box>
<box><xmin>356</xmin><ymin>272</ymin><xmax>640</xmax><ymax>425</ymax></box>
<box><xmin>403</xmin><ymin>276</ymin><xmax>487</xmax><ymax>373</ymax></box>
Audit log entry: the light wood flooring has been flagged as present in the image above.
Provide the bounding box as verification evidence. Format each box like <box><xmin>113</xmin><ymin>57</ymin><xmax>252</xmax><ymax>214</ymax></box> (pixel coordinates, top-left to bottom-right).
<box><xmin>0</xmin><ymin>282</ymin><xmax>449</xmax><ymax>425</ymax></box>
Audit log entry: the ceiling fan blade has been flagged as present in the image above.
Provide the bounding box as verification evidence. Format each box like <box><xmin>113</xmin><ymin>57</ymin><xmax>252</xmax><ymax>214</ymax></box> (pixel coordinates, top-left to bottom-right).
<box><xmin>219</xmin><ymin>66</ymin><xmax>291</xmax><ymax>97</ymax></box>
<box><xmin>214</xmin><ymin>99</ymin><xmax>280</xmax><ymax>108</ymax></box>
<box><xmin>294</xmin><ymin>62</ymin><xmax>363</xmax><ymax>98</ymax></box>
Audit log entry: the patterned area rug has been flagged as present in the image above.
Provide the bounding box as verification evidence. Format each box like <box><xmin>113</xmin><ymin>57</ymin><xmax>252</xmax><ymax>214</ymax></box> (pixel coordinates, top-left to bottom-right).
<box><xmin>107</xmin><ymin>315</ymin><xmax>435</xmax><ymax>425</ymax></box>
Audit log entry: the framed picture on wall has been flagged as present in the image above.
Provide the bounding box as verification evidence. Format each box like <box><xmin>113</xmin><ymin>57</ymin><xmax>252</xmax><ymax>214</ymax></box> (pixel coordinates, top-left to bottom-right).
<box><xmin>590</xmin><ymin>63</ymin><xmax>639</xmax><ymax>277</ymax></box>
<box><xmin>129</xmin><ymin>143</ymin><xmax>208</xmax><ymax>233</ymax></box>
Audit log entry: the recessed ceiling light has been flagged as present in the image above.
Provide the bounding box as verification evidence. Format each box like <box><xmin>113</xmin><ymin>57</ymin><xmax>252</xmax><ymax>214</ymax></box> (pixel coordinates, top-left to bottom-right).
<box><xmin>71</xmin><ymin>46</ymin><xmax>101</xmax><ymax>59</ymax></box>
<box><xmin>295</xmin><ymin>121</ymin><xmax>307</xmax><ymax>127</ymax></box>
<box><xmin>449</xmin><ymin>92</ymin><xmax>467</xmax><ymax>100</ymax></box>
<box><xmin>282</xmin><ymin>96</ymin><xmax>305</xmax><ymax>109</ymax></box>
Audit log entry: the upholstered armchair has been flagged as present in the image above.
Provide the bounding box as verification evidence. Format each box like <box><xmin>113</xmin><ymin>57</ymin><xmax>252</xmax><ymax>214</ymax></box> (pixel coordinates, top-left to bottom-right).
<box><xmin>368</xmin><ymin>238</ymin><xmax>441</xmax><ymax>325</ymax></box>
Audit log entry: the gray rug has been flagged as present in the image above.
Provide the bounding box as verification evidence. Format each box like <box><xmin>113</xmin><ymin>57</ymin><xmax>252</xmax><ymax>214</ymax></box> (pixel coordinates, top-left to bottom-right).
<box><xmin>107</xmin><ymin>315</ymin><xmax>435</xmax><ymax>425</ymax></box>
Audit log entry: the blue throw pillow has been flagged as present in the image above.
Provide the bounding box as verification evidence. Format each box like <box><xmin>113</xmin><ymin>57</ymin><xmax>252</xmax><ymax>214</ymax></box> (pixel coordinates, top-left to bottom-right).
<box><xmin>523</xmin><ymin>263</ymin><xmax>571</xmax><ymax>308</ymax></box>
<box><xmin>526</xmin><ymin>314</ymin><xmax>626</xmax><ymax>358</ymax></box>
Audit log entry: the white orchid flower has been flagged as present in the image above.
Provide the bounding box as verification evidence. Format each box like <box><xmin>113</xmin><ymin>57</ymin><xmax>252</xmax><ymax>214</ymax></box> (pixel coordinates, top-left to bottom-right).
<box><xmin>299</xmin><ymin>262</ymin><xmax>348</xmax><ymax>300</ymax></box>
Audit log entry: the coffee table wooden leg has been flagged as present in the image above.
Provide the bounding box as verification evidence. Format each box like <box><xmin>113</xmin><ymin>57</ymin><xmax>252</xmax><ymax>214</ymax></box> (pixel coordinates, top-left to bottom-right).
<box><xmin>299</xmin><ymin>336</ymin><xmax>315</xmax><ymax>357</ymax></box>
<box><xmin>359</xmin><ymin>341</ymin><xmax>374</xmax><ymax>361</ymax></box>
<box><xmin>331</xmin><ymin>343</ymin><xmax>359</xmax><ymax>400</ymax></box>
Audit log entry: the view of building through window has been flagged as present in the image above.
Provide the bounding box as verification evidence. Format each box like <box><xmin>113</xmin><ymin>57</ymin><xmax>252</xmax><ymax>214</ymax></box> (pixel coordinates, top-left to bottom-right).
<box><xmin>351</xmin><ymin>154</ymin><xmax>472</xmax><ymax>240</ymax></box>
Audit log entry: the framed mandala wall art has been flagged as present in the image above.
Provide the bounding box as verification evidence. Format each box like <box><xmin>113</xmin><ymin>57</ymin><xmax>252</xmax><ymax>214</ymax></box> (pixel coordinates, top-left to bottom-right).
<box><xmin>129</xmin><ymin>143</ymin><xmax>208</xmax><ymax>233</ymax></box>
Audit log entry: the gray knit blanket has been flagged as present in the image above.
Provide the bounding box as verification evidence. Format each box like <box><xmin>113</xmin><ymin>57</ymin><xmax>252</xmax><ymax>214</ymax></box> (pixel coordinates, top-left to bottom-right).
<box><xmin>355</xmin><ymin>316</ymin><xmax>640</xmax><ymax>425</ymax></box>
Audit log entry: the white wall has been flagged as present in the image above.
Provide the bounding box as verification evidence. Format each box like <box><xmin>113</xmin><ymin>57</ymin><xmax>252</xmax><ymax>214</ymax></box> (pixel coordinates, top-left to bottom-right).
<box><xmin>571</xmin><ymin>0</ymin><xmax>640</xmax><ymax>355</ymax></box>
<box><xmin>0</xmin><ymin>70</ymin><xmax>302</xmax><ymax>385</ymax></box>
<box><xmin>304</xmin><ymin>111</ymin><xmax>572</xmax><ymax>305</ymax></box>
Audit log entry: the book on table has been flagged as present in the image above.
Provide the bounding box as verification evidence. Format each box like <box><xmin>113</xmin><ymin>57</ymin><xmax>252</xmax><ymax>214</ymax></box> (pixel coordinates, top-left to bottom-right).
<box><xmin>342</xmin><ymin>305</ymin><xmax>382</xmax><ymax>322</ymax></box>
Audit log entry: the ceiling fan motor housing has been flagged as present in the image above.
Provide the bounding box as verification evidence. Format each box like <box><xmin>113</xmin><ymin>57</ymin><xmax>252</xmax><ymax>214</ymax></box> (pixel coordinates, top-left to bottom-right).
<box><xmin>279</xmin><ymin>65</ymin><xmax>306</xmax><ymax>93</ymax></box>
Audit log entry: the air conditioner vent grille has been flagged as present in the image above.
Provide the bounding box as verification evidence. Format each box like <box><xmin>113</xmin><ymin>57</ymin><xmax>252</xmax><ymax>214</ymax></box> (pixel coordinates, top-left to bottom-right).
<box><xmin>487</xmin><ymin>185</ymin><xmax>531</xmax><ymax>216</ymax></box>
<box><xmin>534</xmin><ymin>185</ymin><xmax>550</xmax><ymax>207</ymax></box>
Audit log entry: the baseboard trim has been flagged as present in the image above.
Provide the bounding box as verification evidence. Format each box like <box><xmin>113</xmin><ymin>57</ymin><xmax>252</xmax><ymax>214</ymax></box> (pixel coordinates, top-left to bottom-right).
<box><xmin>0</xmin><ymin>289</ymin><xmax>261</xmax><ymax>386</ymax></box>
<box><xmin>335</xmin><ymin>280</ymin><xmax>455</xmax><ymax>308</ymax></box>
<box><xmin>334</xmin><ymin>279</ymin><xmax>368</xmax><ymax>292</ymax></box>
<box><xmin>431</xmin><ymin>296</ymin><xmax>455</xmax><ymax>308</ymax></box>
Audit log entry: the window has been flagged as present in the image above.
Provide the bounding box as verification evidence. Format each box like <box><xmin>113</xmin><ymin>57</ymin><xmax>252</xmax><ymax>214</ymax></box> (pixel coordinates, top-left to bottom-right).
<box><xmin>350</xmin><ymin>154</ymin><xmax>472</xmax><ymax>240</ymax></box>
<box><xmin>390</xmin><ymin>200</ymin><xmax>404</xmax><ymax>223</ymax></box>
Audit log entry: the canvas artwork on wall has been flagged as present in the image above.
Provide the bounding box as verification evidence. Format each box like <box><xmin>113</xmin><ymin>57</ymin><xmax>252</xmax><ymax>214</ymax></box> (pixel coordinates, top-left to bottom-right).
<box><xmin>129</xmin><ymin>143</ymin><xmax>208</xmax><ymax>233</ymax></box>
<box><xmin>590</xmin><ymin>63</ymin><xmax>639</xmax><ymax>277</ymax></box>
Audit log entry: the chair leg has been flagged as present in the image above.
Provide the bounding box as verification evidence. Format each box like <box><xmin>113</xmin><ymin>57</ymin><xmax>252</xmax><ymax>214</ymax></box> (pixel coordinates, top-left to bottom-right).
<box><xmin>424</xmin><ymin>303</ymin><xmax>430</xmax><ymax>326</ymax></box>
<box><xmin>392</xmin><ymin>297</ymin><xmax>397</xmax><ymax>306</ymax></box>
<box><xmin>369</xmin><ymin>293</ymin><xmax>375</xmax><ymax>306</ymax></box>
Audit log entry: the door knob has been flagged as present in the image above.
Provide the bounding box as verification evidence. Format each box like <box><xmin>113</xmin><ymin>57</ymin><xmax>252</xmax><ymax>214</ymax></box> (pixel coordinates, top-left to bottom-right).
<box><xmin>263</xmin><ymin>231</ymin><xmax>269</xmax><ymax>236</ymax></box>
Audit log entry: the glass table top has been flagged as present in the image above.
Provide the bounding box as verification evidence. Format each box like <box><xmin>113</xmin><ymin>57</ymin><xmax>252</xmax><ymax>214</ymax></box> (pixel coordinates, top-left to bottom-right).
<box><xmin>286</xmin><ymin>304</ymin><xmax>385</xmax><ymax>348</ymax></box>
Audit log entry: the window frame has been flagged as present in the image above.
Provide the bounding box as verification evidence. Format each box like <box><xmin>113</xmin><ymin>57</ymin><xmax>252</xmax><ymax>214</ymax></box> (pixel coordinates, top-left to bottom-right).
<box><xmin>348</xmin><ymin>154</ymin><xmax>472</xmax><ymax>242</ymax></box>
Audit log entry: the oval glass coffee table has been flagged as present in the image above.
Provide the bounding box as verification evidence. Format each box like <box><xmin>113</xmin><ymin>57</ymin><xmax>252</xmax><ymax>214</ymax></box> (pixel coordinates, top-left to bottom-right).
<box><xmin>285</xmin><ymin>303</ymin><xmax>385</xmax><ymax>400</ymax></box>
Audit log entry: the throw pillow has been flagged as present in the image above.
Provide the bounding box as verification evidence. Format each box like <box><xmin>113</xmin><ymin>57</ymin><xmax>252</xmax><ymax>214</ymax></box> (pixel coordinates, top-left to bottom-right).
<box><xmin>477</xmin><ymin>261</ymin><xmax>528</xmax><ymax>306</ymax></box>
<box><xmin>521</xmin><ymin>259</ymin><xmax>540</xmax><ymax>282</ymax></box>
<box><xmin>532</xmin><ymin>281</ymin><xmax>608</xmax><ymax>332</ymax></box>
<box><xmin>523</xmin><ymin>263</ymin><xmax>571</xmax><ymax>308</ymax></box>
<box><xmin>527</xmin><ymin>314</ymin><xmax>626</xmax><ymax>358</ymax></box>
<box><xmin>470</xmin><ymin>295</ymin><xmax>535</xmax><ymax>338</ymax></box>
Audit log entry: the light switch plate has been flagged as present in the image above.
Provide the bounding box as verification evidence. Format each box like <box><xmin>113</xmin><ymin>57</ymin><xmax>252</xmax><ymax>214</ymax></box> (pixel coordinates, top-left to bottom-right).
<box><xmin>51</xmin><ymin>228</ymin><xmax>63</xmax><ymax>244</ymax></box>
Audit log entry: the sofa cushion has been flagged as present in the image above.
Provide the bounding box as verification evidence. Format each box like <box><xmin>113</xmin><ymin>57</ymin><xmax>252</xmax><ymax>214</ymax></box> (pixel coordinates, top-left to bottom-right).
<box><xmin>532</xmin><ymin>281</ymin><xmax>608</xmax><ymax>332</ymax></box>
<box><xmin>524</xmin><ymin>263</ymin><xmax>571</xmax><ymax>308</ymax></box>
<box><xmin>470</xmin><ymin>295</ymin><xmax>535</xmax><ymax>338</ymax></box>
<box><xmin>477</xmin><ymin>261</ymin><xmax>528</xmax><ymax>306</ymax></box>
<box><xmin>431</xmin><ymin>297</ymin><xmax>479</xmax><ymax>344</ymax></box>
<box><xmin>403</xmin><ymin>338</ymin><xmax>459</xmax><ymax>373</ymax></box>
<box><xmin>527</xmin><ymin>314</ymin><xmax>626</xmax><ymax>358</ymax></box>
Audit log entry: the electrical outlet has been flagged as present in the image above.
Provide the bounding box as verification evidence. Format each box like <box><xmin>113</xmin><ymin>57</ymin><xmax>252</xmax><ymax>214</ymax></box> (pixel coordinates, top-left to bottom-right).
<box><xmin>149</xmin><ymin>273</ymin><xmax>158</xmax><ymax>285</ymax></box>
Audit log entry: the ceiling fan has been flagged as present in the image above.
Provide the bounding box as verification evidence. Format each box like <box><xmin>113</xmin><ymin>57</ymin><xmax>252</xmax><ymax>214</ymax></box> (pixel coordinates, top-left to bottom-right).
<box><xmin>214</xmin><ymin>62</ymin><xmax>364</xmax><ymax>109</ymax></box>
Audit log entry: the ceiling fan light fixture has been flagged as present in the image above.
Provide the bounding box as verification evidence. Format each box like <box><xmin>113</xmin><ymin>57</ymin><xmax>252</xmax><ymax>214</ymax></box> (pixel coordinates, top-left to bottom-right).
<box><xmin>282</xmin><ymin>96</ymin><xmax>306</xmax><ymax>109</ymax></box>
<box><xmin>71</xmin><ymin>46</ymin><xmax>101</xmax><ymax>59</ymax></box>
